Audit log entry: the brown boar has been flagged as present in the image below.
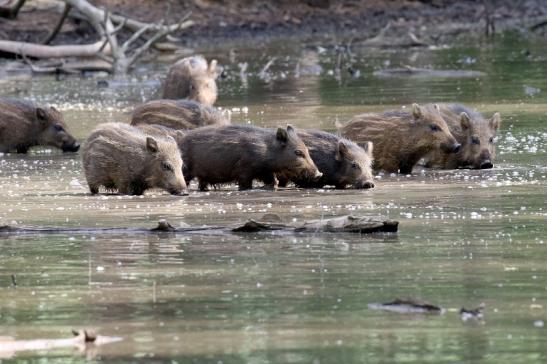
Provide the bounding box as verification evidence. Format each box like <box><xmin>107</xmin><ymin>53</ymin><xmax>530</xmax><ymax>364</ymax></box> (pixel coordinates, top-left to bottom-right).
<box><xmin>162</xmin><ymin>56</ymin><xmax>219</xmax><ymax>105</ymax></box>
<box><xmin>339</xmin><ymin>103</ymin><xmax>461</xmax><ymax>174</ymax></box>
<box><xmin>0</xmin><ymin>97</ymin><xmax>79</xmax><ymax>153</ymax></box>
<box><xmin>83</xmin><ymin>123</ymin><xmax>187</xmax><ymax>196</ymax></box>
<box><xmin>180</xmin><ymin>124</ymin><xmax>322</xmax><ymax>191</ymax></box>
<box><xmin>424</xmin><ymin>104</ymin><xmax>500</xmax><ymax>169</ymax></box>
<box><xmin>278</xmin><ymin>130</ymin><xmax>375</xmax><ymax>189</ymax></box>
<box><xmin>131</xmin><ymin>99</ymin><xmax>229</xmax><ymax>130</ymax></box>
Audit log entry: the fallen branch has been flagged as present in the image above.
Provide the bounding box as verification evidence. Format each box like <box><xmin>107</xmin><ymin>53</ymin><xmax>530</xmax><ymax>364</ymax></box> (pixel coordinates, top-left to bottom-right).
<box><xmin>0</xmin><ymin>330</ymin><xmax>122</xmax><ymax>359</ymax></box>
<box><xmin>42</xmin><ymin>3</ymin><xmax>72</xmax><ymax>45</ymax></box>
<box><xmin>0</xmin><ymin>39</ymin><xmax>109</xmax><ymax>58</ymax></box>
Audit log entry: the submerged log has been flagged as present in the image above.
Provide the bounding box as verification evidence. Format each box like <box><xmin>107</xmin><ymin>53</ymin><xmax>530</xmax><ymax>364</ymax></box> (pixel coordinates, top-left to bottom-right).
<box><xmin>0</xmin><ymin>215</ymin><xmax>398</xmax><ymax>236</ymax></box>
<box><xmin>368</xmin><ymin>298</ymin><xmax>444</xmax><ymax>314</ymax></box>
<box><xmin>0</xmin><ymin>330</ymin><xmax>122</xmax><ymax>358</ymax></box>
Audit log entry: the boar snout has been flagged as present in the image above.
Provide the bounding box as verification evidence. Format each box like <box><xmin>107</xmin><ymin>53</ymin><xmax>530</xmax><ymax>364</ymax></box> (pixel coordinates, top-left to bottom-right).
<box><xmin>355</xmin><ymin>180</ymin><xmax>375</xmax><ymax>189</ymax></box>
<box><xmin>313</xmin><ymin>170</ymin><xmax>323</xmax><ymax>180</ymax></box>
<box><xmin>441</xmin><ymin>140</ymin><xmax>461</xmax><ymax>154</ymax></box>
<box><xmin>478</xmin><ymin>150</ymin><xmax>493</xmax><ymax>169</ymax></box>
<box><xmin>62</xmin><ymin>141</ymin><xmax>80</xmax><ymax>152</ymax></box>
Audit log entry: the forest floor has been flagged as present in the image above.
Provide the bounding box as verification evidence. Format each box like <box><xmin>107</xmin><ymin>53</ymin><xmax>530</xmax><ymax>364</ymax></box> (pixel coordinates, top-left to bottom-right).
<box><xmin>1</xmin><ymin>0</ymin><xmax>547</xmax><ymax>48</ymax></box>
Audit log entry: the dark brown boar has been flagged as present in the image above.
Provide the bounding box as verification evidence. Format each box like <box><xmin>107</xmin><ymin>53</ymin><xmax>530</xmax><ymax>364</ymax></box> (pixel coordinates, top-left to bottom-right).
<box><xmin>0</xmin><ymin>97</ymin><xmax>79</xmax><ymax>153</ymax></box>
<box><xmin>131</xmin><ymin>99</ymin><xmax>229</xmax><ymax>130</ymax></box>
<box><xmin>83</xmin><ymin>123</ymin><xmax>187</xmax><ymax>196</ymax></box>
<box><xmin>278</xmin><ymin>130</ymin><xmax>375</xmax><ymax>189</ymax></box>
<box><xmin>339</xmin><ymin>103</ymin><xmax>461</xmax><ymax>174</ymax></box>
<box><xmin>180</xmin><ymin>124</ymin><xmax>322</xmax><ymax>191</ymax></box>
<box><xmin>424</xmin><ymin>104</ymin><xmax>501</xmax><ymax>169</ymax></box>
<box><xmin>162</xmin><ymin>56</ymin><xmax>219</xmax><ymax>106</ymax></box>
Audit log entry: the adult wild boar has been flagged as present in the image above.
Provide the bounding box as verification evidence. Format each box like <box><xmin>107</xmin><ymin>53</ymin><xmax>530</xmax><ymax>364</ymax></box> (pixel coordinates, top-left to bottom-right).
<box><xmin>0</xmin><ymin>98</ymin><xmax>79</xmax><ymax>153</ymax></box>
<box><xmin>180</xmin><ymin>124</ymin><xmax>322</xmax><ymax>191</ymax></box>
<box><xmin>278</xmin><ymin>130</ymin><xmax>375</xmax><ymax>189</ymax></box>
<box><xmin>83</xmin><ymin>123</ymin><xmax>187</xmax><ymax>195</ymax></box>
<box><xmin>163</xmin><ymin>56</ymin><xmax>219</xmax><ymax>105</ymax></box>
<box><xmin>131</xmin><ymin>99</ymin><xmax>229</xmax><ymax>130</ymax></box>
<box><xmin>424</xmin><ymin>104</ymin><xmax>500</xmax><ymax>169</ymax></box>
<box><xmin>339</xmin><ymin>103</ymin><xmax>461</xmax><ymax>174</ymax></box>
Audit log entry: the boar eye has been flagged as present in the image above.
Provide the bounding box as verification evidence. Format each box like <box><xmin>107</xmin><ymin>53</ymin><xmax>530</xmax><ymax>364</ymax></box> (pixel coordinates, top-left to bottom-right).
<box><xmin>471</xmin><ymin>136</ymin><xmax>480</xmax><ymax>145</ymax></box>
<box><xmin>429</xmin><ymin>124</ymin><xmax>440</xmax><ymax>132</ymax></box>
<box><xmin>351</xmin><ymin>162</ymin><xmax>360</xmax><ymax>170</ymax></box>
<box><xmin>53</xmin><ymin>124</ymin><xmax>64</xmax><ymax>132</ymax></box>
<box><xmin>489</xmin><ymin>137</ymin><xmax>495</xmax><ymax>144</ymax></box>
<box><xmin>295</xmin><ymin>150</ymin><xmax>304</xmax><ymax>157</ymax></box>
<box><xmin>161</xmin><ymin>162</ymin><xmax>173</xmax><ymax>172</ymax></box>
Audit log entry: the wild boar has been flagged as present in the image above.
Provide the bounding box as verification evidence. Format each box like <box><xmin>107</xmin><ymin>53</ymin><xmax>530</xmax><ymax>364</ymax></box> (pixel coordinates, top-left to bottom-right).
<box><xmin>131</xmin><ymin>99</ymin><xmax>229</xmax><ymax>130</ymax></box>
<box><xmin>424</xmin><ymin>103</ymin><xmax>501</xmax><ymax>169</ymax></box>
<box><xmin>339</xmin><ymin>103</ymin><xmax>461</xmax><ymax>174</ymax></box>
<box><xmin>83</xmin><ymin>123</ymin><xmax>187</xmax><ymax>195</ymax></box>
<box><xmin>0</xmin><ymin>97</ymin><xmax>79</xmax><ymax>153</ymax></box>
<box><xmin>162</xmin><ymin>56</ymin><xmax>219</xmax><ymax>106</ymax></box>
<box><xmin>180</xmin><ymin>124</ymin><xmax>322</xmax><ymax>191</ymax></box>
<box><xmin>278</xmin><ymin>130</ymin><xmax>375</xmax><ymax>189</ymax></box>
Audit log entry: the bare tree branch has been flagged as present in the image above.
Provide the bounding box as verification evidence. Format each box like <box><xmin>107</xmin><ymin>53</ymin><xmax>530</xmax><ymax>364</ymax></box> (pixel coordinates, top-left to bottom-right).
<box><xmin>42</xmin><ymin>3</ymin><xmax>72</xmax><ymax>45</ymax></box>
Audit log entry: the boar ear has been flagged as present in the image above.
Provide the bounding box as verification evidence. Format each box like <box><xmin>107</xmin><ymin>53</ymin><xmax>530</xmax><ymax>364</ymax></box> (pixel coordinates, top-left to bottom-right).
<box><xmin>460</xmin><ymin>112</ymin><xmax>471</xmax><ymax>130</ymax></box>
<box><xmin>50</xmin><ymin>106</ymin><xmax>58</xmax><ymax>113</ymax></box>
<box><xmin>36</xmin><ymin>108</ymin><xmax>47</xmax><ymax>121</ymax></box>
<box><xmin>411</xmin><ymin>103</ymin><xmax>422</xmax><ymax>119</ymax></box>
<box><xmin>363</xmin><ymin>141</ymin><xmax>374</xmax><ymax>156</ymax></box>
<box><xmin>286</xmin><ymin>125</ymin><xmax>297</xmax><ymax>138</ymax></box>
<box><xmin>146</xmin><ymin>137</ymin><xmax>159</xmax><ymax>154</ymax></box>
<box><xmin>490</xmin><ymin>112</ymin><xmax>501</xmax><ymax>131</ymax></box>
<box><xmin>175</xmin><ymin>130</ymin><xmax>185</xmax><ymax>143</ymax></box>
<box><xmin>337</xmin><ymin>141</ymin><xmax>350</xmax><ymax>160</ymax></box>
<box><xmin>208</xmin><ymin>59</ymin><xmax>219</xmax><ymax>78</ymax></box>
<box><xmin>276</xmin><ymin>127</ymin><xmax>288</xmax><ymax>143</ymax></box>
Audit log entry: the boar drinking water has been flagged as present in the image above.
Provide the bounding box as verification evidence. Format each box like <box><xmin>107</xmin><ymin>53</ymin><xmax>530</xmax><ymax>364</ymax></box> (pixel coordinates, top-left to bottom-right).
<box><xmin>83</xmin><ymin>123</ymin><xmax>187</xmax><ymax>196</ymax></box>
<box><xmin>180</xmin><ymin>124</ymin><xmax>322</xmax><ymax>191</ymax></box>
<box><xmin>162</xmin><ymin>56</ymin><xmax>219</xmax><ymax>106</ymax></box>
<box><xmin>0</xmin><ymin>97</ymin><xmax>79</xmax><ymax>153</ymax></box>
<box><xmin>339</xmin><ymin>103</ymin><xmax>461</xmax><ymax>174</ymax></box>
<box><xmin>424</xmin><ymin>103</ymin><xmax>500</xmax><ymax>169</ymax></box>
<box><xmin>131</xmin><ymin>99</ymin><xmax>229</xmax><ymax>130</ymax></box>
<box><xmin>278</xmin><ymin>130</ymin><xmax>375</xmax><ymax>189</ymax></box>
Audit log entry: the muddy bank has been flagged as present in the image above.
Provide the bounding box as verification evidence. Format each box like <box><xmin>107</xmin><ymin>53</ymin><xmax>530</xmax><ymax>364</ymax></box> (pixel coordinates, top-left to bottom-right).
<box><xmin>1</xmin><ymin>0</ymin><xmax>547</xmax><ymax>49</ymax></box>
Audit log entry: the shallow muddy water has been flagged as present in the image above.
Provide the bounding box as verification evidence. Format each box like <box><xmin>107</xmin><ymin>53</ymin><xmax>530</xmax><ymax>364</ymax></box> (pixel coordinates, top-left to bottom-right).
<box><xmin>0</xmin><ymin>33</ymin><xmax>546</xmax><ymax>363</ymax></box>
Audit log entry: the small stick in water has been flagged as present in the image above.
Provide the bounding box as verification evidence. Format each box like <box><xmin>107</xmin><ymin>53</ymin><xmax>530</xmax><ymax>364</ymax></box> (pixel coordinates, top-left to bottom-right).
<box><xmin>11</xmin><ymin>274</ymin><xmax>16</xmax><ymax>288</ymax></box>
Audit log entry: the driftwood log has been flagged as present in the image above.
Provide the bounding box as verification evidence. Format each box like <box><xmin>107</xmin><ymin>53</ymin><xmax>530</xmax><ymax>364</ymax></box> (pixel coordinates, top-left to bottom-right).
<box><xmin>0</xmin><ymin>215</ymin><xmax>398</xmax><ymax>236</ymax></box>
<box><xmin>0</xmin><ymin>330</ymin><xmax>122</xmax><ymax>359</ymax></box>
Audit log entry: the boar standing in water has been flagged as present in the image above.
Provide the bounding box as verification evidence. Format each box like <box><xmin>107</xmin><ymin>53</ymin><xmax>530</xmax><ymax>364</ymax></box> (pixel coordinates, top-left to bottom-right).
<box><xmin>131</xmin><ymin>99</ymin><xmax>229</xmax><ymax>130</ymax></box>
<box><xmin>278</xmin><ymin>130</ymin><xmax>375</xmax><ymax>189</ymax></box>
<box><xmin>339</xmin><ymin>103</ymin><xmax>461</xmax><ymax>174</ymax></box>
<box><xmin>162</xmin><ymin>56</ymin><xmax>219</xmax><ymax>106</ymax></box>
<box><xmin>424</xmin><ymin>104</ymin><xmax>500</xmax><ymax>169</ymax></box>
<box><xmin>180</xmin><ymin>124</ymin><xmax>322</xmax><ymax>191</ymax></box>
<box><xmin>83</xmin><ymin>123</ymin><xmax>187</xmax><ymax>196</ymax></box>
<box><xmin>0</xmin><ymin>98</ymin><xmax>80</xmax><ymax>153</ymax></box>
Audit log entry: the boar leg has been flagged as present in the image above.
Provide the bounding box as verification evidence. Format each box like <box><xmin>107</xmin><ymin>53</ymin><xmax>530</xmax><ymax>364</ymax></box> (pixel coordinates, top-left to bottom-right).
<box><xmin>237</xmin><ymin>175</ymin><xmax>254</xmax><ymax>190</ymax></box>
<box><xmin>198</xmin><ymin>179</ymin><xmax>209</xmax><ymax>191</ymax></box>
<box><xmin>16</xmin><ymin>145</ymin><xmax>29</xmax><ymax>154</ymax></box>
<box><xmin>261</xmin><ymin>174</ymin><xmax>279</xmax><ymax>190</ymax></box>
<box><xmin>88</xmin><ymin>184</ymin><xmax>99</xmax><ymax>194</ymax></box>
